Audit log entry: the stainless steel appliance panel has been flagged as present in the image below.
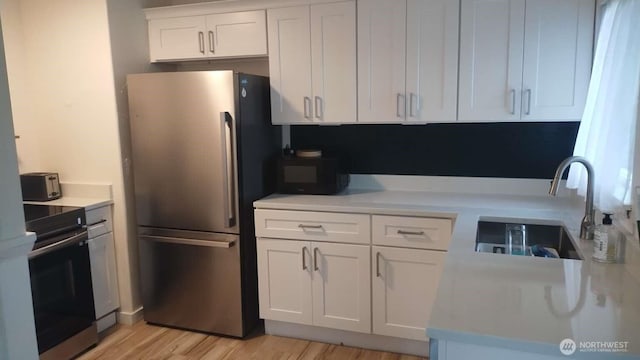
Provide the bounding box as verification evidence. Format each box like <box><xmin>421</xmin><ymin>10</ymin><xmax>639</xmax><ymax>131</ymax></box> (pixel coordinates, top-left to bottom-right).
<box><xmin>139</xmin><ymin>227</ymin><xmax>243</xmax><ymax>336</ymax></box>
<box><xmin>127</xmin><ymin>71</ymin><xmax>239</xmax><ymax>234</ymax></box>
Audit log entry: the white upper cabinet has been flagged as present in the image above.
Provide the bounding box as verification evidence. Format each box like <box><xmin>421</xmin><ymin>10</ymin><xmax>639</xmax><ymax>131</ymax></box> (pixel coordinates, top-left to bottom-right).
<box><xmin>358</xmin><ymin>0</ymin><xmax>459</xmax><ymax>123</ymax></box>
<box><xmin>521</xmin><ymin>0</ymin><xmax>594</xmax><ymax>120</ymax></box>
<box><xmin>310</xmin><ymin>2</ymin><xmax>357</xmax><ymax>124</ymax></box>
<box><xmin>459</xmin><ymin>0</ymin><xmax>525</xmax><ymax>122</ymax></box>
<box><xmin>267</xmin><ymin>6</ymin><xmax>313</xmax><ymax>124</ymax></box>
<box><xmin>405</xmin><ymin>0</ymin><xmax>460</xmax><ymax>123</ymax></box>
<box><xmin>459</xmin><ymin>0</ymin><xmax>594</xmax><ymax>122</ymax></box>
<box><xmin>357</xmin><ymin>0</ymin><xmax>407</xmax><ymax>123</ymax></box>
<box><xmin>149</xmin><ymin>16</ymin><xmax>208</xmax><ymax>61</ymax></box>
<box><xmin>205</xmin><ymin>11</ymin><xmax>268</xmax><ymax>58</ymax></box>
<box><xmin>148</xmin><ymin>10</ymin><xmax>267</xmax><ymax>62</ymax></box>
<box><xmin>268</xmin><ymin>1</ymin><xmax>357</xmax><ymax>124</ymax></box>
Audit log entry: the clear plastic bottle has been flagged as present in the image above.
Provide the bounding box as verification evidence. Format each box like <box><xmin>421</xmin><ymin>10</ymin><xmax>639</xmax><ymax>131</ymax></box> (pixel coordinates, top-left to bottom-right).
<box><xmin>593</xmin><ymin>213</ymin><xmax>622</xmax><ymax>263</ymax></box>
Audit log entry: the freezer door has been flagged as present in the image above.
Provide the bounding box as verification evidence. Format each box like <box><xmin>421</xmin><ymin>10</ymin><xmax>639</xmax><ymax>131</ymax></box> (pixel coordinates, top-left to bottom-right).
<box><xmin>127</xmin><ymin>71</ymin><xmax>239</xmax><ymax>234</ymax></box>
<box><xmin>138</xmin><ymin>227</ymin><xmax>243</xmax><ymax>336</ymax></box>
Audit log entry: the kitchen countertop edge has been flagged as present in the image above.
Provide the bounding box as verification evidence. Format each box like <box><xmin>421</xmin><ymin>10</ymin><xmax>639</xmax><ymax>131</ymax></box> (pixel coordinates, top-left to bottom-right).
<box><xmin>24</xmin><ymin>197</ymin><xmax>113</xmax><ymax>211</ymax></box>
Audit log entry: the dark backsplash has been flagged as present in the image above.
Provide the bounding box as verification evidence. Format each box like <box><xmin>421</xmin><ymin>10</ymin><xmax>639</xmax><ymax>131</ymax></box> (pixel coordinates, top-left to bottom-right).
<box><xmin>290</xmin><ymin>122</ymin><xmax>580</xmax><ymax>179</ymax></box>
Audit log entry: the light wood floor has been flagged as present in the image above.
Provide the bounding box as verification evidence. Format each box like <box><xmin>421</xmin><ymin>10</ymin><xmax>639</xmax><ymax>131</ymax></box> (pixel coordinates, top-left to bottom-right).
<box><xmin>77</xmin><ymin>321</ymin><xmax>427</xmax><ymax>360</ymax></box>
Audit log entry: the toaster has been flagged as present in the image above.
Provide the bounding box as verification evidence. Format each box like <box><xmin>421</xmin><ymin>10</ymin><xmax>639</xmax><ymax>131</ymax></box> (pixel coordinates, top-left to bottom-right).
<box><xmin>20</xmin><ymin>172</ymin><xmax>62</xmax><ymax>201</ymax></box>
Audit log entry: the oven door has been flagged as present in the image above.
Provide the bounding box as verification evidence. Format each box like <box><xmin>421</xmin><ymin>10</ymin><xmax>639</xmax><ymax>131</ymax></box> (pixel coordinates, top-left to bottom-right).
<box><xmin>28</xmin><ymin>231</ymin><xmax>95</xmax><ymax>355</ymax></box>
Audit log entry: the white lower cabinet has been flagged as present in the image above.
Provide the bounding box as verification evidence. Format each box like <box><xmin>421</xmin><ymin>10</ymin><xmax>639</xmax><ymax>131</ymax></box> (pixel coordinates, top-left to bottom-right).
<box><xmin>311</xmin><ymin>242</ymin><xmax>370</xmax><ymax>333</ymax></box>
<box><xmin>88</xmin><ymin>232</ymin><xmax>120</xmax><ymax>320</ymax></box>
<box><xmin>257</xmin><ymin>238</ymin><xmax>370</xmax><ymax>333</ymax></box>
<box><xmin>372</xmin><ymin>246</ymin><xmax>446</xmax><ymax>341</ymax></box>
<box><xmin>256</xmin><ymin>208</ymin><xmax>453</xmax><ymax>350</ymax></box>
<box><xmin>86</xmin><ymin>205</ymin><xmax>119</xmax><ymax>331</ymax></box>
<box><xmin>257</xmin><ymin>239</ymin><xmax>313</xmax><ymax>325</ymax></box>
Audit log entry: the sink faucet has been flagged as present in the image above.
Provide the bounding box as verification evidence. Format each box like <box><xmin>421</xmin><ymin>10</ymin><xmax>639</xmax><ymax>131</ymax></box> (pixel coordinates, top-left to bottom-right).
<box><xmin>549</xmin><ymin>156</ymin><xmax>595</xmax><ymax>240</ymax></box>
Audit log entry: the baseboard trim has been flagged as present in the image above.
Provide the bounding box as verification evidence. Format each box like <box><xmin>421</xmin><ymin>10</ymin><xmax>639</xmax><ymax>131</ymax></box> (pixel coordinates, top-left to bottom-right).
<box><xmin>117</xmin><ymin>307</ymin><xmax>143</xmax><ymax>325</ymax></box>
<box><xmin>264</xmin><ymin>320</ymin><xmax>428</xmax><ymax>357</ymax></box>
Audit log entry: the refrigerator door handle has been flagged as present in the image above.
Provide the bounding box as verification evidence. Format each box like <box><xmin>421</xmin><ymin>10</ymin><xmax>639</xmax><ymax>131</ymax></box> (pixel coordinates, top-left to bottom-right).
<box><xmin>140</xmin><ymin>235</ymin><xmax>235</xmax><ymax>248</ymax></box>
<box><xmin>220</xmin><ymin>112</ymin><xmax>236</xmax><ymax>228</ymax></box>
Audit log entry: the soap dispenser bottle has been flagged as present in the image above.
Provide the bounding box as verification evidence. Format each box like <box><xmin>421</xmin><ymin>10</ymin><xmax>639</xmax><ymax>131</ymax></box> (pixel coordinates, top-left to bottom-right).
<box><xmin>593</xmin><ymin>213</ymin><xmax>622</xmax><ymax>263</ymax></box>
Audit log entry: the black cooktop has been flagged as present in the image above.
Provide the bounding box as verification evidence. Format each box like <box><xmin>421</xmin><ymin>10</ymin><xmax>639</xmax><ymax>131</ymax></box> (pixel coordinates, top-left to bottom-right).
<box><xmin>24</xmin><ymin>204</ymin><xmax>86</xmax><ymax>241</ymax></box>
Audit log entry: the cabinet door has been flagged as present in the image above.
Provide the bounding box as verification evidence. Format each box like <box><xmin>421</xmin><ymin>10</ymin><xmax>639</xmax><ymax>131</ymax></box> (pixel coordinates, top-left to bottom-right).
<box><xmin>148</xmin><ymin>16</ymin><xmax>207</xmax><ymax>62</ymax></box>
<box><xmin>205</xmin><ymin>10</ymin><xmax>267</xmax><ymax>58</ymax></box>
<box><xmin>257</xmin><ymin>239</ymin><xmax>313</xmax><ymax>325</ymax></box>
<box><xmin>267</xmin><ymin>7</ymin><xmax>313</xmax><ymax>124</ymax></box>
<box><xmin>459</xmin><ymin>0</ymin><xmax>525</xmax><ymax>122</ymax></box>
<box><xmin>89</xmin><ymin>232</ymin><xmax>120</xmax><ymax>319</ymax></box>
<box><xmin>521</xmin><ymin>0</ymin><xmax>594</xmax><ymax>121</ymax></box>
<box><xmin>406</xmin><ymin>0</ymin><xmax>459</xmax><ymax>123</ymax></box>
<box><xmin>357</xmin><ymin>0</ymin><xmax>406</xmax><ymax>123</ymax></box>
<box><xmin>310</xmin><ymin>1</ymin><xmax>357</xmax><ymax>123</ymax></box>
<box><xmin>311</xmin><ymin>242</ymin><xmax>370</xmax><ymax>333</ymax></box>
<box><xmin>372</xmin><ymin>246</ymin><xmax>445</xmax><ymax>341</ymax></box>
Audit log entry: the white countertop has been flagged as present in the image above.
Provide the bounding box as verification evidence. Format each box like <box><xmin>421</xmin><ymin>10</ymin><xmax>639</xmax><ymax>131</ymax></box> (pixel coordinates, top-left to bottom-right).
<box><xmin>24</xmin><ymin>197</ymin><xmax>112</xmax><ymax>210</ymax></box>
<box><xmin>255</xmin><ymin>189</ymin><xmax>640</xmax><ymax>359</ymax></box>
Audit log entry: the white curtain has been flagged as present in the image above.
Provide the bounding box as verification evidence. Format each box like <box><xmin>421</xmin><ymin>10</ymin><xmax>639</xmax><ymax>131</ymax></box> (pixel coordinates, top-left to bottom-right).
<box><xmin>567</xmin><ymin>0</ymin><xmax>640</xmax><ymax>215</ymax></box>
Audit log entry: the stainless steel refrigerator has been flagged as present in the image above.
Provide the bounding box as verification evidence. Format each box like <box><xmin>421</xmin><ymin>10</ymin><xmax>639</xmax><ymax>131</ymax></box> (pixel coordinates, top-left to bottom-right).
<box><xmin>126</xmin><ymin>71</ymin><xmax>280</xmax><ymax>337</ymax></box>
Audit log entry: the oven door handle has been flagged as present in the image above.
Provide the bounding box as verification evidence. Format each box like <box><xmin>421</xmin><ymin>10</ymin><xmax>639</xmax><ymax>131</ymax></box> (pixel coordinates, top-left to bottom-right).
<box><xmin>28</xmin><ymin>231</ymin><xmax>88</xmax><ymax>259</ymax></box>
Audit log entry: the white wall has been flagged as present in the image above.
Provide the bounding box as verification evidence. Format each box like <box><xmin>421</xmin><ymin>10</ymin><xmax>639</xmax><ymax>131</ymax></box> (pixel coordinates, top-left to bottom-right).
<box><xmin>0</xmin><ymin>0</ymin><xmax>144</xmax><ymax>321</ymax></box>
<box><xmin>0</xmin><ymin>15</ymin><xmax>39</xmax><ymax>359</ymax></box>
<box><xmin>0</xmin><ymin>14</ymin><xmax>22</xmax><ymax>242</ymax></box>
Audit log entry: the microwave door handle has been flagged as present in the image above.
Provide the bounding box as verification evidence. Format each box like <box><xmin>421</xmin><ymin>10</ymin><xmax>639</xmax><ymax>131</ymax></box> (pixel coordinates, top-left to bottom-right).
<box><xmin>220</xmin><ymin>112</ymin><xmax>236</xmax><ymax>228</ymax></box>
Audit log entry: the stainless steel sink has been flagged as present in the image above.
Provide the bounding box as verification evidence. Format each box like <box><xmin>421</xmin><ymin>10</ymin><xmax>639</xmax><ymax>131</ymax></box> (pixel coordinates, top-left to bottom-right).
<box><xmin>475</xmin><ymin>219</ymin><xmax>583</xmax><ymax>260</ymax></box>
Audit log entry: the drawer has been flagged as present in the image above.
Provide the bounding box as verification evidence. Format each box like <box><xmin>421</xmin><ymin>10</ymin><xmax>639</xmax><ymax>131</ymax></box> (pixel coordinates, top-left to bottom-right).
<box><xmin>255</xmin><ymin>209</ymin><xmax>370</xmax><ymax>244</ymax></box>
<box><xmin>86</xmin><ymin>206</ymin><xmax>113</xmax><ymax>239</ymax></box>
<box><xmin>372</xmin><ymin>215</ymin><xmax>452</xmax><ymax>250</ymax></box>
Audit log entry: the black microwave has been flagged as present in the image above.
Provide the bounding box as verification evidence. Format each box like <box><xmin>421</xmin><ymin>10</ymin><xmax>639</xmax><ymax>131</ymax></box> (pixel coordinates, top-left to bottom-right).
<box><xmin>277</xmin><ymin>157</ymin><xmax>349</xmax><ymax>195</ymax></box>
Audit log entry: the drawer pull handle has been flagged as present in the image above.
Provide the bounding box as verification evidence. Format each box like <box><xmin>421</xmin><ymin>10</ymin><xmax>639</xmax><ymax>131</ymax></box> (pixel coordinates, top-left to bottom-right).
<box><xmin>88</xmin><ymin>219</ymin><xmax>108</xmax><ymax>227</ymax></box>
<box><xmin>299</xmin><ymin>224</ymin><xmax>323</xmax><ymax>229</ymax></box>
<box><xmin>376</xmin><ymin>252</ymin><xmax>381</xmax><ymax>277</ymax></box>
<box><xmin>313</xmin><ymin>247</ymin><xmax>319</xmax><ymax>271</ymax></box>
<box><xmin>302</xmin><ymin>246</ymin><xmax>308</xmax><ymax>270</ymax></box>
<box><xmin>397</xmin><ymin>230</ymin><xmax>425</xmax><ymax>236</ymax></box>
<box><xmin>88</xmin><ymin>219</ymin><xmax>108</xmax><ymax>232</ymax></box>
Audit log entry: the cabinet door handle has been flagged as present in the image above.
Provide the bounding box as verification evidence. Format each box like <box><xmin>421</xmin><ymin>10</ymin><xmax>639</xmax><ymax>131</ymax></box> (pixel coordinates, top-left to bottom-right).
<box><xmin>409</xmin><ymin>93</ymin><xmax>417</xmax><ymax>118</ymax></box>
<box><xmin>313</xmin><ymin>247</ymin><xmax>319</xmax><ymax>271</ymax></box>
<box><xmin>396</xmin><ymin>93</ymin><xmax>406</xmax><ymax>118</ymax></box>
<box><xmin>304</xmin><ymin>97</ymin><xmax>312</xmax><ymax>119</ymax></box>
<box><xmin>198</xmin><ymin>31</ymin><xmax>205</xmax><ymax>54</ymax></box>
<box><xmin>376</xmin><ymin>251</ymin><xmax>381</xmax><ymax>277</ymax></box>
<box><xmin>302</xmin><ymin>246</ymin><xmax>308</xmax><ymax>270</ymax></box>
<box><xmin>524</xmin><ymin>89</ymin><xmax>532</xmax><ymax>115</ymax></box>
<box><xmin>208</xmin><ymin>31</ymin><xmax>215</xmax><ymax>53</ymax></box>
<box><xmin>314</xmin><ymin>96</ymin><xmax>323</xmax><ymax>120</ymax></box>
<box><xmin>397</xmin><ymin>230</ymin><xmax>425</xmax><ymax>236</ymax></box>
<box><xmin>509</xmin><ymin>89</ymin><xmax>516</xmax><ymax>115</ymax></box>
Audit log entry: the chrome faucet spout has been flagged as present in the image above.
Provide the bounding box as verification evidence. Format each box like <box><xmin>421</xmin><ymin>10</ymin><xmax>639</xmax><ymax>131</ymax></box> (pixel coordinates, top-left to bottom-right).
<box><xmin>549</xmin><ymin>156</ymin><xmax>595</xmax><ymax>240</ymax></box>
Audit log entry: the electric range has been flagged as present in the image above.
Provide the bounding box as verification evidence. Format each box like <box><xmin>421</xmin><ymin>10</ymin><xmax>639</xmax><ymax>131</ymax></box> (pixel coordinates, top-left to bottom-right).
<box><xmin>24</xmin><ymin>204</ymin><xmax>98</xmax><ymax>360</ymax></box>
